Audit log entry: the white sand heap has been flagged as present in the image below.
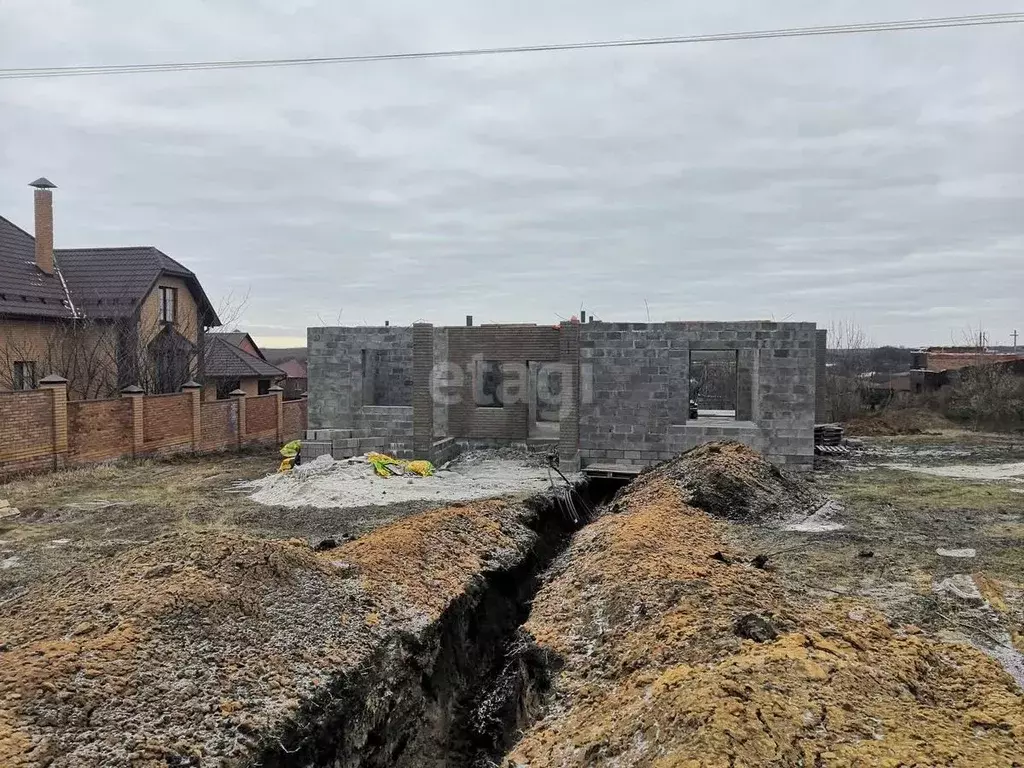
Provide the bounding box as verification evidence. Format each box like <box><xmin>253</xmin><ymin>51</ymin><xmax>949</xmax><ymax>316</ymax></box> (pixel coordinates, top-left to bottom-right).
<box><xmin>244</xmin><ymin>452</ymin><xmax>564</xmax><ymax>509</ymax></box>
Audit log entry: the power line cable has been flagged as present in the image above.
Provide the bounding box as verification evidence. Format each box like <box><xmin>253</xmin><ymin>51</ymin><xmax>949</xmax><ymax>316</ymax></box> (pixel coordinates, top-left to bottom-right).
<box><xmin>0</xmin><ymin>12</ymin><xmax>1021</xmax><ymax>80</ymax></box>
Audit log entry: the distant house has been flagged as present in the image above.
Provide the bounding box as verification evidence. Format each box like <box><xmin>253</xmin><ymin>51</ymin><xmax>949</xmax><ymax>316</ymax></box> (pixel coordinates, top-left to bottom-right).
<box><xmin>0</xmin><ymin>178</ymin><xmax>221</xmax><ymax>398</ymax></box>
<box><xmin>912</xmin><ymin>347</ymin><xmax>1024</xmax><ymax>373</ymax></box>
<box><xmin>277</xmin><ymin>358</ymin><xmax>308</xmax><ymax>399</ymax></box>
<box><xmin>204</xmin><ymin>332</ymin><xmax>285</xmax><ymax>400</ymax></box>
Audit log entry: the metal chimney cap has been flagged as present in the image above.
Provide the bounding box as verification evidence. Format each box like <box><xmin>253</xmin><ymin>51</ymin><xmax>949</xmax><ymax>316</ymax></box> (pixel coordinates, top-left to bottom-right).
<box><xmin>29</xmin><ymin>177</ymin><xmax>57</xmax><ymax>189</ymax></box>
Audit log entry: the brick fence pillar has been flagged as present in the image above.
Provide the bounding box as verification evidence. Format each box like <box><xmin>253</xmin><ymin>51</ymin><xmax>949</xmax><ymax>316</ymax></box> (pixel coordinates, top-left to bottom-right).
<box><xmin>558</xmin><ymin>322</ymin><xmax>581</xmax><ymax>469</ymax></box>
<box><xmin>230</xmin><ymin>389</ymin><xmax>247</xmax><ymax>451</ymax></box>
<box><xmin>181</xmin><ymin>380</ymin><xmax>202</xmax><ymax>452</ymax></box>
<box><xmin>269</xmin><ymin>384</ymin><xmax>284</xmax><ymax>445</ymax></box>
<box><xmin>120</xmin><ymin>385</ymin><xmax>145</xmax><ymax>458</ymax></box>
<box><xmin>412</xmin><ymin>323</ymin><xmax>434</xmax><ymax>459</ymax></box>
<box><xmin>39</xmin><ymin>374</ymin><xmax>68</xmax><ymax>470</ymax></box>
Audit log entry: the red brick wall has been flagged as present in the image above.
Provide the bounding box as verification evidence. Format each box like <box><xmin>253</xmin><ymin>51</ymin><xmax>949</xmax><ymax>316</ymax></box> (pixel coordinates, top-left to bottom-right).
<box><xmin>142</xmin><ymin>393</ymin><xmax>192</xmax><ymax>454</ymax></box>
<box><xmin>246</xmin><ymin>394</ymin><xmax>277</xmax><ymax>439</ymax></box>
<box><xmin>283</xmin><ymin>399</ymin><xmax>306</xmax><ymax>441</ymax></box>
<box><xmin>0</xmin><ymin>389</ymin><xmax>296</xmax><ymax>480</ymax></box>
<box><xmin>0</xmin><ymin>390</ymin><xmax>55</xmax><ymax>476</ymax></box>
<box><xmin>68</xmin><ymin>398</ymin><xmax>131</xmax><ymax>464</ymax></box>
<box><xmin>201</xmin><ymin>399</ymin><xmax>238</xmax><ymax>452</ymax></box>
<box><xmin>446</xmin><ymin>325</ymin><xmax>561</xmax><ymax>440</ymax></box>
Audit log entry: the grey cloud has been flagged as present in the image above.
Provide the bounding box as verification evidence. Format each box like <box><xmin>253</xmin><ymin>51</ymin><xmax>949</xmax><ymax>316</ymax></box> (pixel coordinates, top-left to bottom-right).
<box><xmin>1</xmin><ymin>0</ymin><xmax>1022</xmax><ymax>345</ymax></box>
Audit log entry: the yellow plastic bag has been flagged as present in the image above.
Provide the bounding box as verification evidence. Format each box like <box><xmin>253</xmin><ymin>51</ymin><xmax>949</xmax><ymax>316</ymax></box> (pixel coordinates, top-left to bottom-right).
<box><xmin>405</xmin><ymin>460</ymin><xmax>435</xmax><ymax>477</ymax></box>
<box><xmin>278</xmin><ymin>456</ymin><xmax>296</xmax><ymax>473</ymax></box>
<box><xmin>366</xmin><ymin>453</ymin><xmax>435</xmax><ymax>478</ymax></box>
<box><xmin>367</xmin><ymin>452</ymin><xmax>402</xmax><ymax>477</ymax></box>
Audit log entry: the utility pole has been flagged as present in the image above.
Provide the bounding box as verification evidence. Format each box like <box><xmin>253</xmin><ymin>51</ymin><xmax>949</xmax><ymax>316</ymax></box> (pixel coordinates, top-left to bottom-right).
<box><xmin>1013</xmin><ymin>329</ymin><xmax>1019</xmax><ymax>352</ymax></box>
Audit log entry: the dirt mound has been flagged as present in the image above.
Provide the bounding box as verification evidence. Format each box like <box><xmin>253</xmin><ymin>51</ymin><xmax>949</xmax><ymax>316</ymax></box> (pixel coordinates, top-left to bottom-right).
<box><xmin>846</xmin><ymin>407</ymin><xmax>956</xmax><ymax>436</ymax></box>
<box><xmin>0</xmin><ymin>499</ymin><xmax>543</xmax><ymax>768</ymax></box>
<box><xmin>507</xmin><ymin>476</ymin><xmax>1024</xmax><ymax>766</ymax></box>
<box><xmin>628</xmin><ymin>441</ymin><xmax>821</xmax><ymax>521</ymax></box>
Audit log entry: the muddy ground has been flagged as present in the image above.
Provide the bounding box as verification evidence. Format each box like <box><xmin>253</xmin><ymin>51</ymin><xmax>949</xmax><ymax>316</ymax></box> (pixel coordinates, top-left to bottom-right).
<box><xmin>0</xmin><ymin>451</ymin><xmax>439</xmax><ymax>601</ymax></box>
<box><xmin>734</xmin><ymin>430</ymin><xmax>1024</xmax><ymax>686</ymax></box>
<box><xmin>2</xmin><ymin>433</ymin><xmax>1023</xmax><ymax>766</ymax></box>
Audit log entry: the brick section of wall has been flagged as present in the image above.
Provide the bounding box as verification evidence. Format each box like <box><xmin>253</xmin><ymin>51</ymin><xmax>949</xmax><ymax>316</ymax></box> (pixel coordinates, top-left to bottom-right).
<box><xmin>282</xmin><ymin>400</ymin><xmax>307</xmax><ymax>441</ymax></box>
<box><xmin>558</xmin><ymin>323</ymin><xmax>581</xmax><ymax>465</ymax></box>
<box><xmin>1</xmin><ymin>386</ymin><xmax>305</xmax><ymax>480</ymax></box>
<box><xmin>815</xmin><ymin>328</ymin><xmax>828</xmax><ymax>423</ymax></box>
<box><xmin>412</xmin><ymin>324</ymin><xmax>434</xmax><ymax>458</ymax></box>
<box><xmin>445</xmin><ymin>325</ymin><xmax>561</xmax><ymax>440</ymax></box>
<box><xmin>68</xmin><ymin>399</ymin><xmax>132</xmax><ymax>464</ymax></box>
<box><xmin>200</xmin><ymin>399</ymin><xmax>239</xmax><ymax>453</ymax></box>
<box><xmin>578</xmin><ymin>321</ymin><xmax>817</xmax><ymax>470</ymax></box>
<box><xmin>142</xmin><ymin>393</ymin><xmax>192</xmax><ymax>454</ymax></box>
<box><xmin>0</xmin><ymin>390</ymin><xmax>55</xmax><ymax>476</ymax></box>
<box><xmin>246</xmin><ymin>395</ymin><xmax>278</xmax><ymax>440</ymax></box>
<box><xmin>307</xmin><ymin>327</ymin><xmax>414</xmax><ymax>429</ymax></box>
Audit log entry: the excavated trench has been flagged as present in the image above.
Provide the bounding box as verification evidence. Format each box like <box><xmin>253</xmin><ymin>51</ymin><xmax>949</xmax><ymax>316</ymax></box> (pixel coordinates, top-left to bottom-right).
<box><xmin>253</xmin><ymin>478</ymin><xmax>626</xmax><ymax>768</ymax></box>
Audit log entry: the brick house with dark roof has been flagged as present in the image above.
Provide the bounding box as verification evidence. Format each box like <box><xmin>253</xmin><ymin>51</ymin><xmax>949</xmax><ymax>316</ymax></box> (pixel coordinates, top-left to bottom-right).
<box><xmin>0</xmin><ymin>179</ymin><xmax>221</xmax><ymax>398</ymax></box>
<box><xmin>204</xmin><ymin>332</ymin><xmax>285</xmax><ymax>400</ymax></box>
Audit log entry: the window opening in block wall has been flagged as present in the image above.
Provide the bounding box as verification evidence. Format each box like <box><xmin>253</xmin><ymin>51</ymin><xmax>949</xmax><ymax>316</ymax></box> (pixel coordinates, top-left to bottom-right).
<box><xmin>475</xmin><ymin>360</ymin><xmax>504</xmax><ymax>407</ymax></box>
<box><xmin>361</xmin><ymin>348</ymin><xmax>413</xmax><ymax>406</ymax></box>
<box><xmin>689</xmin><ymin>350</ymin><xmax>738</xmax><ymax>419</ymax></box>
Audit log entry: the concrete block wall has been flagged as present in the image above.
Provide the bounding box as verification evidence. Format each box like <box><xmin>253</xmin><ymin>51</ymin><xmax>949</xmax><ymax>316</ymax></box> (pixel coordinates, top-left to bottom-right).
<box><xmin>578</xmin><ymin>321</ymin><xmax>818</xmax><ymax>470</ymax></box>
<box><xmin>355</xmin><ymin>406</ymin><xmax>413</xmax><ymax>438</ymax></box>
<box><xmin>578</xmin><ymin>324</ymin><xmax>688</xmax><ymax>467</ymax></box>
<box><xmin>307</xmin><ymin>320</ymin><xmax>819</xmax><ymax>472</ymax></box>
<box><xmin>432</xmin><ymin>327</ymin><xmax>449</xmax><ymax>438</ymax></box>
<box><xmin>307</xmin><ymin>327</ymin><xmax>413</xmax><ymax>430</ymax></box>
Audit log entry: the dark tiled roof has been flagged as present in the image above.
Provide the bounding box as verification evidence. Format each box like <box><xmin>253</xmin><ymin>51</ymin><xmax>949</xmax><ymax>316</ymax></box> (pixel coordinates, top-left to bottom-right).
<box><xmin>208</xmin><ymin>331</ymin><xmax>265</xmax><ymax>360</ymax></box>
<box><xmin>55</xmin><ymin>246</ymin><xmax>220</xmax><ymax>323</ymax></box>
<box><xmin>204</xmin><ymin>336</ymin><xmax>285</xmax><ymax>379</ymax></box>
<box><xmin>277</xmin><ymin>358</ymin><xmax>308</xmax><ymax>379</ymax></box>
<box><xmin>0</xmin><ymin>215</ymin><xmax>75</xmax><ymax>319</ymax></box>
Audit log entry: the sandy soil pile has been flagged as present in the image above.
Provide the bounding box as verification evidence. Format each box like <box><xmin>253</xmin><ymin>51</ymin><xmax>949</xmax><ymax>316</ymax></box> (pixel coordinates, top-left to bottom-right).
<box><xmin>0</xmin><ymin>498</ymin><xmax>539</xmax><ymax>767</ymax></box>
<box><xmin>638</xmin><ymin>442</ymin><xmax>822</xmax><ymax>521</ymax></box>
<box><xmin>507</xmin><ymin>450</ymin><xmax>1024</xmax><ymax>766</ymax></box>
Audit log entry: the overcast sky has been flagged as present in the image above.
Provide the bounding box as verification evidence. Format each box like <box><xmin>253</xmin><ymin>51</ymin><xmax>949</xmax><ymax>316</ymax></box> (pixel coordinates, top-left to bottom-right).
<box><xmin>1</xmin><ymin>1</ymin><xmax>1022</xmax><ymax>347</ymax></box>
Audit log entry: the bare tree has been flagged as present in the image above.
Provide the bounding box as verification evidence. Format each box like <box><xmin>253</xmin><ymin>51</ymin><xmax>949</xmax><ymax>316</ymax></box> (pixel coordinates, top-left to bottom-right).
<box><xmin>0</xmin><ymin>289</ymin><xmax>249</xmax><ymax>399</ymax></box>
<box><xmin>825</xmin><ymin>319</ymin><xmax>873</xmax><ymax>422</ymax></box>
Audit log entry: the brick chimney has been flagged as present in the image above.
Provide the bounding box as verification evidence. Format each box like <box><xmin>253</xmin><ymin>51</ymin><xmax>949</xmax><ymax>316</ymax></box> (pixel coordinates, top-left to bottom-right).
<box><xmin>29</xmin><ymin>177</ymin><xmax>57</xmax><ymax>275</ymax></box>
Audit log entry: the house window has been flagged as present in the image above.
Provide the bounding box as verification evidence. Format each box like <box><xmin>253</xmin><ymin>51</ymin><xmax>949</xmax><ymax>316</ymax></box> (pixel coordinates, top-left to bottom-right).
<box><xmin>475</xmin><ymin>360</ymin><xmax>504</xmax><ymax>407</ymax></box>
<box><xmin>216</xmin><ymin>379</ymin><xmax>241</xmax><ymax>399</ymax></box>
<box><xmin>13</xmin><ymin>361</ymin><xmax>37</xmax><ymax>391</ymax></box>
<box><xmin>689</xmin><ymin>350</ymin><xmax>738</xmax><ymax>419</ymax></box>
<box><xmin>159</xmin><ymin>286</ymin><xmax>177</xmax><ymax>324</ymax></box>
<box><xmin>258</xmin><ymin>379</ymin><xmax>270</xmax><ymax>396</ymax></box>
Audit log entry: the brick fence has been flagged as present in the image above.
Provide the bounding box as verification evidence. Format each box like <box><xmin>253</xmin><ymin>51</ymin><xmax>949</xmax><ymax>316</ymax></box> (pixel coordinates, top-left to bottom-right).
<box><xmin>0</xmin><ymin>376</ymin><xmax>307</xmax><ymax>480</ymax></box>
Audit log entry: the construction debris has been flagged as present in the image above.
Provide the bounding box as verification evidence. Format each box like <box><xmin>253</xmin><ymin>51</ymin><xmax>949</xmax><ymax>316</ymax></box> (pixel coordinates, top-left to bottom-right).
<box><xmin>244</xmin><ymin>450</ymin><xmax>574</xmax><ymax>509</ymax></box>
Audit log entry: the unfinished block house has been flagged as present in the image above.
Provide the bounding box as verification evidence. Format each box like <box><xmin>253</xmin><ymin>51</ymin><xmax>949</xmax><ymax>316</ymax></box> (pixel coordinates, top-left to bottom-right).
<box><xmin>307</xmin><ymin>321</ymin><xmax>828</xmax><ymax>472</ymax></box>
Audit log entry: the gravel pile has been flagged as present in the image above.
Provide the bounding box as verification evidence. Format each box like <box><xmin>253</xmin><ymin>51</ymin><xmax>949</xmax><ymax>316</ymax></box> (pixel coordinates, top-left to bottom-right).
<box><xmin>244</xmin><ymin>451</ymin><xmax>564</xmax><ymax>509</ymax></box>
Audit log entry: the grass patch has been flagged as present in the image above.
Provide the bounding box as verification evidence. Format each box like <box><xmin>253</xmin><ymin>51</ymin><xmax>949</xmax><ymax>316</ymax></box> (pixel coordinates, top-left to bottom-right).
<box><xmin>828</xmin><ymin>469</ymin><xmax>1021</xmax><ymax>511</ymax></box>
